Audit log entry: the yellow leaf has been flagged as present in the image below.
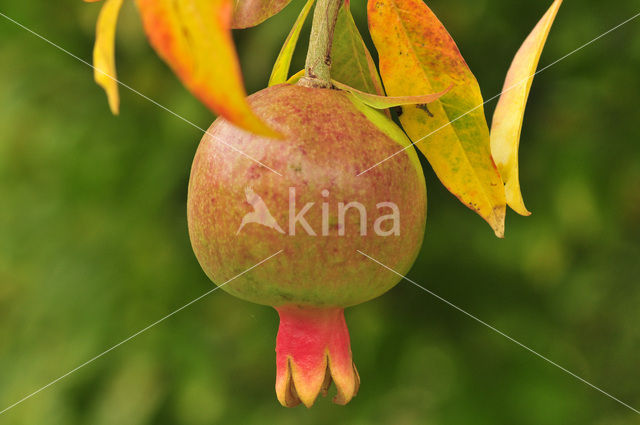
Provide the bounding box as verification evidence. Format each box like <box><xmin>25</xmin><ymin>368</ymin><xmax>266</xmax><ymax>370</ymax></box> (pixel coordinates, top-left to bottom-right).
<box><xmin>268</xmin><ymin>0</ymin><xmax>315</xmax><ymax>86</ymax></box>
<box><xmin>285</xmin><ymin>69</ymin><xmax>305</xmax><ymax>84</ymax></box>
<box><xmin>93</xmin><ymin>0</ymin><xmax>123</xmax><ymax>115</ymax></box>
<box><xmin>368</xmin><ymin>0</ymin><xmax>506</xmax><ymax>237</ymax></box>
<box><xmin>332</xmin><ymin>80</ymin><xmax>450</xmax><ymax>110</ymax></box>
<box><xmin>136</xmin><ymin>0</ymin><xmax>279</xmax><ymax>137</ymax></box>
<box><xmin>490</xmin><ymin>0</ymin><xmax>562</xmax><ymax>216</ymax></box>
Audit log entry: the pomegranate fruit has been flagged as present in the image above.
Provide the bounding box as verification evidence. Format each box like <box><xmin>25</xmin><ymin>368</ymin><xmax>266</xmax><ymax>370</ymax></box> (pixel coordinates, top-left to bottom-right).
<box><xmin>187</xmin><ymin>83</ymin><xmax>426</xmax><ymax>407</ymax></box>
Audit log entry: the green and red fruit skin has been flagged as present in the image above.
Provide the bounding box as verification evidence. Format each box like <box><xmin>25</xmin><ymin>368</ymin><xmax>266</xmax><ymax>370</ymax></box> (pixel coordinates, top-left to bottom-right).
<box><xmin>187</xmin><ymin>84</ymin><xmax>426</xmax><ymax>407</ymax></box>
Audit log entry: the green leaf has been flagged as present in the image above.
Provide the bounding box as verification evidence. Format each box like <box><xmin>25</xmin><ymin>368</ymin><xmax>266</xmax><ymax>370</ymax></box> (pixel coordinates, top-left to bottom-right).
<box><xmin>331</xmin><ymin>1</ymin><xmax>385</xmax><ymax>96</ymax></box>
<box><xmin>333</xmin><ymin>80</ymin><xmax>450</xmax><ymax>109</ymax></box>
<box><xmin>268</xmin><ymin>0</ymin><xmax>315</xmax><ymax>86</ymax></box>
<box><xmin>348</xmin><ymin>95</ymin><xmax>424</xmax><ymax>177</ymax></box>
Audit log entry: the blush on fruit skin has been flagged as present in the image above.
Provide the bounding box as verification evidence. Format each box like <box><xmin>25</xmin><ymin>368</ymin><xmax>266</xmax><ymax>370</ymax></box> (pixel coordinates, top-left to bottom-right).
<box><xmin>187</xmin><ymin>83</ymin><xmax>426</xmax><ymax>407</ymax></box>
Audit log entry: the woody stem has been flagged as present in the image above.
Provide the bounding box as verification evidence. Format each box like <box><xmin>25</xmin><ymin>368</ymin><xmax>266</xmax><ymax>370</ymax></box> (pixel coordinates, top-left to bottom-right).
<box><xmin>299</xmin><ymin>0</ymin><xmax>343</xmax><ymax>88</ymax></box>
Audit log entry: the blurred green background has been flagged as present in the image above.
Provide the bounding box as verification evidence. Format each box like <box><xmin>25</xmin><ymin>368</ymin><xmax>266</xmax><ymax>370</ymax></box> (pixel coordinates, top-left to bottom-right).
<box><xmin>1</xmin><ymin>0</ymin><xmax>639</xmax><ymax>424</ymax></box>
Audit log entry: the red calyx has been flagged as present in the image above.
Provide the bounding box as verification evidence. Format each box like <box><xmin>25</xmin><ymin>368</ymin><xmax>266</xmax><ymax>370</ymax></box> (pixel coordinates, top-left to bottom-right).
<box><xmin>275</xmin><ymin>306</ymin><xmax>360</xmax><ymax>407</ymax></box>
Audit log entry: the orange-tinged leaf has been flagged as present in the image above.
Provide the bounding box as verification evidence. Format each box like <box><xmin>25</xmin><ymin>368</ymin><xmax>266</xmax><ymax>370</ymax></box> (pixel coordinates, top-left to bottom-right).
<box><xmin>92</xmin><ymin>0</ymin><xmax>123</xmax><ymax>115</ymax></box>
<box><xmin>268</xmin><ymin>0</ymin><xmax>315</xmax><ymax>86</ymax></box>
<box><xmin>136</xmin><ymin>0</ymin><xmax>279</xmax><ymax>137</ymax></box>
<box><xmin>368</xmin><ymin>0</ymin><xmax>506</xmax><ymax>237</ymax></box>
<box><xmin>231</xmin><ymin>0</ymin><xmax>293</xmax><ymax>29</ymax></box>
<box><xmin>333</xmin><ymin>80</ymin><xmax>450</xmax><ymax>109</ymax></box>
<box><xmin>491</xmin><ymin>0</ymin><xmax>562</xmax><ymax>216</ymax></box>
<box><xmin>331</xmin><ymin>1</ymin><xmax>384</xmax><ymax>96</ymax></box>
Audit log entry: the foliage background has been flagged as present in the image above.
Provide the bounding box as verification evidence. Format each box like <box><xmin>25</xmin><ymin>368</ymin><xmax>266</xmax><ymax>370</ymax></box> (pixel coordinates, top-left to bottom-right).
<box><xmin>1</xmin><ymin>0</ymin><xmax>639</xmax><ymax>423</ymax></box>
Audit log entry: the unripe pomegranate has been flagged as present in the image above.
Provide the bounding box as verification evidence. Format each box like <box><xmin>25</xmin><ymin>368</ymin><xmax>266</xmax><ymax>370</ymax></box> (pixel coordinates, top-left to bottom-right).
<box><xmin>187</xmin><ymin>84</ymin><xmax>426</xmax><ymax>407</ymax></box>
